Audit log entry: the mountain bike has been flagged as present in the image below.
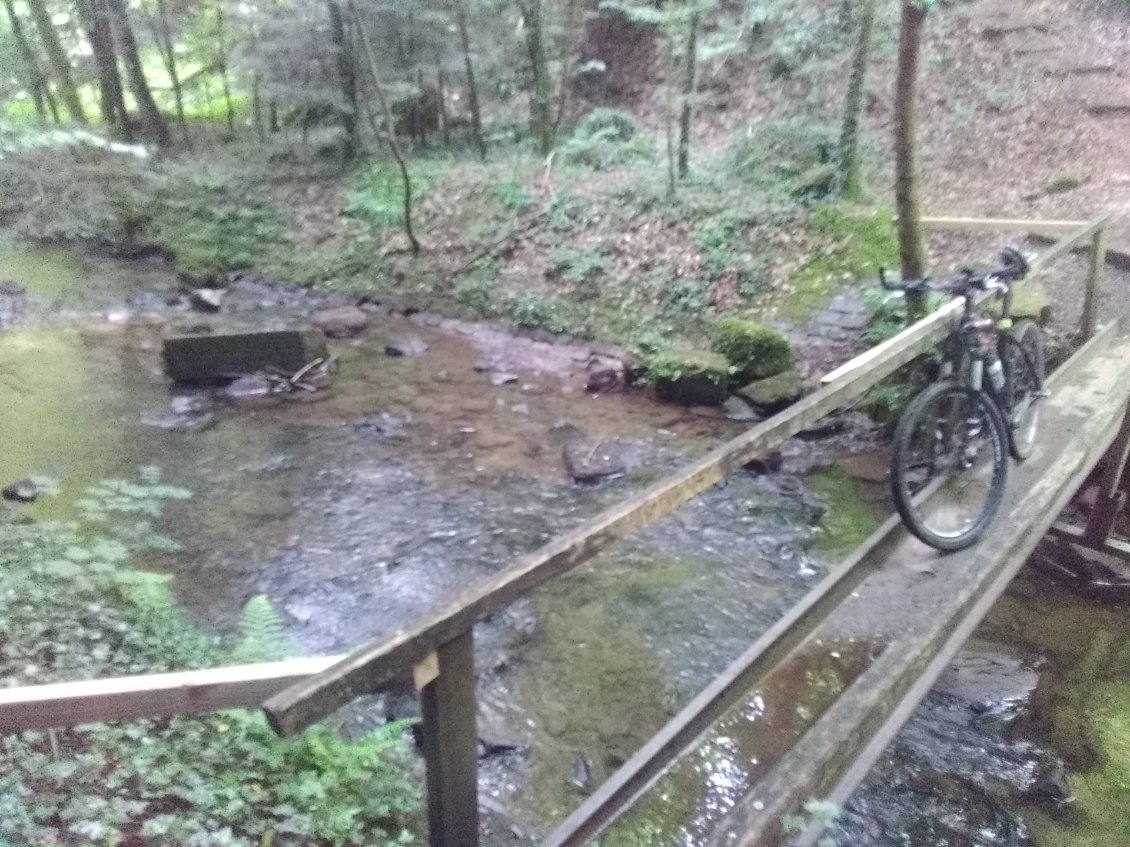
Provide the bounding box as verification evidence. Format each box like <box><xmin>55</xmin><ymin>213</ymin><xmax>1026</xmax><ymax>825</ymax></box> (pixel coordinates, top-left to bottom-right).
<box><xmin>881</xmin><ymin>247</ymin><xmax>1046</xmax><ymax>551</ymax></box>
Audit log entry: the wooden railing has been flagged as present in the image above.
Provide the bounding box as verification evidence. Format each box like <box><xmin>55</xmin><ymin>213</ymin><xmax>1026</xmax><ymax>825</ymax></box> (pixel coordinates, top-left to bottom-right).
<box><xmin>0</xmin><ymin>215</ymin><xmax>1112</xmax><ymax>847</ymax></box>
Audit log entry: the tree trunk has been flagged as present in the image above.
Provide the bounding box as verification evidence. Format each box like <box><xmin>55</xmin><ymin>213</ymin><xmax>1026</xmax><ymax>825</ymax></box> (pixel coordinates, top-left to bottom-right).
<box><xmin>437</xmin><ymin>64</ymin><xmax>450</xmax><ymax>146</ymax></box>
<box><xmin>677</xmin><ymin>10</ymin><xmax>698</xmax><ymax>178</ymax></box>
<box><xmin>838</xmin><ymin>0</ymin><xmax>876</xmax><ymax>200</ymax></box>
<box><xmin>326</xmin><ymin>0</ymin><xmax>358</xmax><ymax>158</ymax></box>
<box><xmin>3</xmin><ymin>0</ymin><xmax>49</xmax><ymax>122</ymax></box>
<box><xmin>452</xmin><ymin>0</ymin><xmax>486</xmax><ymax>160</ymax></box>
<box><xmin>76</xmin><ymin>0</ymin><xmax>130</xmax><ymax>138</ymax></box>
<box><xmin>153</xmin><ymin>0</ymin><xmax>187</xmax><ymax>134</ymax></box>
<box><xmin>518</xmin><ymin>0</ymin><xmax>554</xmax><ymax>156</ymax></box>
<box><xmin>214</xmin><ymin>3</ymin><xmax>235</xmax><ymax>136</ymax></box>
<box><xmin>894</xmin><ymin>0</ymin><xmax>928</xmax><ymax>315</ymax></box>
<box><xmin>350</xmin><ymin>0</ymin><xmax>420</xmax><ymax>255</ymax></box>
<box><xmin>553</xmin><ymin>0</ymin><xmax>581</xmax><ymax>136</ymax></box>
<box><xmin>25</xmin><ymin>0</ymin><xmax>87</xmax><ymax>123</ymax></box>
<box><xmin>104</xmin><ymin>0</ymin><xmax>169</xmax><ymax>145</ymax></box>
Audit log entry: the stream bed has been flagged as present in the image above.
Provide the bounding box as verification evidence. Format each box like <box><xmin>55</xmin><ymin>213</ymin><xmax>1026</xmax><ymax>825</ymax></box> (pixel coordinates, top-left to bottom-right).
<box><xmin>1</xmin><ymin>238</ymin><xmax>1126</xmax><ymax>846</ymax></box>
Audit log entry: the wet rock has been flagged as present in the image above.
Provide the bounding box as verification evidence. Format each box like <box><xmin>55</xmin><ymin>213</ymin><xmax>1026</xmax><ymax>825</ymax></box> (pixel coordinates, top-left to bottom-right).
<box><xmin>745</xmin><ymin>450</ymin><xmax>783</xmax><ymax>475</ymax></box>
<box><xmin>385</xmin><ymin>334</ymin><xmax>428</xmax><ymax>357</ymax></box>
<box><xmin>563</xmin><ymin>438</ymin><xmax>627</xmax><ymax>483</ymax></box>
<box><xmin>189</xmin><ymin>288</ymin><xmax>225</xmax><ymax>312</ymax></box>
<box><xmin>655</xmin><ymin>372</ymin><xmax>729</xmax><ymax>407</ymax></box>
<box><xmin>141</xmin><ymin>394</ymin><xmax>217</xmax><ymax>431</ymax></box>
<box><xmin>354</xmin><ymin>410</ymin><xmax>404</xmax><ymax>438</ymax></box>
<box><xmin>548</xmin><ymin>420</ymin><xmax>586</xmax><ymax>445</ymax></box>
<box><xmin>478</xmin><ymin>738</ymin><xmax>522</xmax><ymax>760</ymax></box>
<box><xmin>489</xmin><ymin>372</ymin><xmax>519</xmax><ymax>386</ymax></box>
<box><xmin>162</xmin><ymin>325</ymin><xmax>328</xmax><ymax>382</ymax></box>
<box><xmin>586</xmin><ymin>355</ymin><xmax>626</xmax><ymax>394</ymax></box>
<box><xmin>739</xmin><ymin>368</ymin><xmax>805</xmax><ymax>415</ymax></box>
<box><xmin>2</xmin><ymin>479</ymin><xmax>38</xmax><ymax>503</ymax></box>
<box><xmin>569</xmin><ymin>752</ymin><xmax>594</xmax><ymax>792</ymax></box>
<box><xmin>723</xmin><ymin>395</ymin><xmax>761</xmax><ymax>422</ymax></box>
<box><xmin>0</xmin><ymin>280</ymin><xmax>25</xmax><ymax>296</ymax></box>
<box><xmin>779</xmin><ymin>438</ymin><xmax>834</xmax><ymax>475</ymax></box>
<box><xmin>935</xmin><ymin>647</ymin><xmax>1041</xmax><ymax>729</ymax></box>
<box><xmin>312</xmin><ymin>306</ymin><xmax>369</xmax><ymax>339</ymax></box>
<box><xmin>224</xmin><ymin>374</ymin><xmax>272</xmax><ymax>399</ymax></box>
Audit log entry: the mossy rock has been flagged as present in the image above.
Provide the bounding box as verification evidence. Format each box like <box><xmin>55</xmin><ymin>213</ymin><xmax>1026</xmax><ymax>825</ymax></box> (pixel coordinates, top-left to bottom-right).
<box><xmin>647</xmin><ymin>346</ymin><xmax>730</xmax><ymax>406</ymax></box>
<box><xmin>790</xmin><ymin>163</ymin><xmax>837</xmax><ymax>199</ymax></box>
<box><xmin>712</xmin><ymin>317</ymin><xmax>794</xmax><ymax>382</ymax></box>
<box><xmin>739</xmin><ymin>367</ymin><xmax>805</xmax><ymax>414</ymax></box>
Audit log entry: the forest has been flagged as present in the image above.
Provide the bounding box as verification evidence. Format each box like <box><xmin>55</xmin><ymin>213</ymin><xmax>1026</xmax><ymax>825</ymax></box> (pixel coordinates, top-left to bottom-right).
<box><xmin>2</xmin><ymin>0</ymin><xmax>1130</xmax><ymax>844</ymax></box>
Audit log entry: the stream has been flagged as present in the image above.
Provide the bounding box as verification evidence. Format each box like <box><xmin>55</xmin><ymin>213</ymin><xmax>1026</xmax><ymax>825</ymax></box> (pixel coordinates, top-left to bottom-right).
<box><xmin>1</xmin><ymin>238</ymin><xmax>1126</xmax><ymax>846</ymax></box>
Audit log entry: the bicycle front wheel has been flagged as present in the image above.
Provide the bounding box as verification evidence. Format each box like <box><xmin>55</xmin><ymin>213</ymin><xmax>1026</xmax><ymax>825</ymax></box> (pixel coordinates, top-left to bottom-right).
<box><xmin>1000</xmin><ymin>320</ymin><xmax>1045</xmax><ymax>461</ymax></box>
<box><xmin>891</xmin><ymin>381</ymin><xmax>1009</xmax><ymax>551</ymax></box>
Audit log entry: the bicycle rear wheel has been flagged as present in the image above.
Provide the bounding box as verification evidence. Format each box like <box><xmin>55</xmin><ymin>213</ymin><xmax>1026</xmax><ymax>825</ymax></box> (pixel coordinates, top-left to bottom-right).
<box><xmin>1000</xmin><ymin>320</ymin><xmax>1045</xmax><ymax>461</ymax></box>
<box><xmin>891</xmin><ymin>381</ymin><xmax>1008</xmax><ymax>551</ymax></box>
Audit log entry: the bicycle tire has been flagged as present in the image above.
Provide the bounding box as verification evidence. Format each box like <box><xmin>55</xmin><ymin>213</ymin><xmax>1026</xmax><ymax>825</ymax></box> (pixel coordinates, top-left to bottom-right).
<box><xmin>1000</xmin><ymin>320</ymin><xmax>1045</xmax><ymax>461</ymax></box>
<box><xmin>891</xmin><ymin>380</ymin><xmax>1009</xmax><ymax>551</ymax></box>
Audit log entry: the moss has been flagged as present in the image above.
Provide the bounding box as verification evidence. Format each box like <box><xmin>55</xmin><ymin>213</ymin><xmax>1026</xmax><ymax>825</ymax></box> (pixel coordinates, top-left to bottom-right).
<box><xmin>781</xmin><ymin>205</ymin><xmax>899</xmax><ymax>322</ymax></box>
<box><xmin>646</xmin><ymin>345</ymin><xmax>731</xmax><ymax>405</ymax></box>
<box><xmin>805</xmin><ymin>466</ymin><xmax>888</xmax><ymax>556</ymax></box>
<box><xmin>740</xmin><ymin>367</ymin><xmax>803</xmax><ymax>412</ymax></box>
<box><xmin>711</xmin><ymin>317</ymin><xmax>794</xmax><ymax>382</ymax></box>
<box><xmin>1045</xmin><ymin>173</ymin><xmax>1085</xmax><ymax>195</ymax></box>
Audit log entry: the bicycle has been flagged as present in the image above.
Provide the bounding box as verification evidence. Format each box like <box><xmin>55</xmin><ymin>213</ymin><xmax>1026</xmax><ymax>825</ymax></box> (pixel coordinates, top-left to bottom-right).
<box><xmin>880</xmin><ymin>247</ymin><xmax>1047</xmax><ymax>551</ymax></box>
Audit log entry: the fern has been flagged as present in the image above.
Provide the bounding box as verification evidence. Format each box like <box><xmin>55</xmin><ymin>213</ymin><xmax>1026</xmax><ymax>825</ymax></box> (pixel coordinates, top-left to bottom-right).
<box><xmin>231</xmin><ymin>595</ymin><xmax>292</xmax><ymax>663</ymax></box>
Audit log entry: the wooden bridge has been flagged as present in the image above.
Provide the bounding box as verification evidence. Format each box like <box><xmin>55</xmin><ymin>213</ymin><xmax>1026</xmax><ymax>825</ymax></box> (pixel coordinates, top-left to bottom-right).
<box><xmin>2</xmin><ymin>217</ymin><xmax>1127</xmax><ymax>847</ymax></box>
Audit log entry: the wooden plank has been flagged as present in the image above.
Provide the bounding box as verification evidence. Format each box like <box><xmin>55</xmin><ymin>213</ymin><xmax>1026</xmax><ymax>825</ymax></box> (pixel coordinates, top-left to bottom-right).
<box><xmin>1029</xmin><ymin>218</ymin><xmax>1109</xmax><ymax>275</ymax></box>
<box><xmin>263</xmin><ymin>299</ymin><xmax>965</xmax><ymax>737</ymax></box>
<box><xmin>1082</xmin><ymin>225</ymin><xmax>1109</xmax><ymax>338</ymax></box>
<box><xmin>419</xmin><ymin>631</ymin><xmax>480</xmax><ymax>847</ymax></box>
<box><xmin>921</xmin><ymin>216</ymin><xmax>1087</xmax><ymax>234</ymax></box>
<box><xmin>705</xmin><ymin>342</ymin><xmax>1130</xmax><ymax>847</ymax></box>
<box><xmin>546</xmin><ymin>320</ymin><xmax>1119</xmax><ymax>847</ymax></box>
<box><xmin>1048</xmin><ymin>522</ymin><xmax>1130</xmax><ymax>563</ymax></box>
<box><xmin>0</xmin><ymin>655</ymin><xmax>344</xmax><ymax>733</ymax></box>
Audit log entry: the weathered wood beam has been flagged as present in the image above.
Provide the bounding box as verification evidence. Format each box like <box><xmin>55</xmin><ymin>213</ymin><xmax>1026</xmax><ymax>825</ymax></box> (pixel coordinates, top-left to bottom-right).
<box><xmin>1048</xmin><ymin>522</ymin><xmax>1130</xmax><ymax>563</ymax></box>
<box><xmin>0</xmin><ymin>655</ymin><xmax>344</xmax><ymax>733</ymax></box>
<box><xmin>921</xmin><ymin>216</ymin><xmax>1087</xmax><ymax>235</ymax></box>
<box><xmin>263</xmin><ymin>297</ymin><xmax>966</xmax><ymax>736</ymax></box>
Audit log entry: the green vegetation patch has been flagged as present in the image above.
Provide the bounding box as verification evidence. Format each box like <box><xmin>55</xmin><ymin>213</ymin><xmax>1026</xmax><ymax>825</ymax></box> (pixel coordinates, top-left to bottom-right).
<box><xmin>345</xmin><ymin>157</ymin><xmax>450</xmax><ymax>231</ymax></box>
<box><xmin>805</xmin><ymin>466</ymin><xmax>888</xmax><ymax>556</ymax></box>
<box><xmin>561</xmin><ymin>108</ymin><xmax>654</xmax><ymax>171</ymax></box>
<box><xmin>782</xmin><ymin>204</ymin><xmax>899</xmax><ymax>322</ymax></box>
<box><xmin>712</xmin><ymin>316</ymin><xmax>794</xmax><ymax>382</ymax></box>
<box><xmin>646</xmin><ymin>344</ymin><xmax>731</xmax><ymax>405</ymax></box>
<box><xmin>0</xmin><ymin>469</ymin><xmax>421</xmax><ymax>845</ymax></box>
<box><xmin>727</xmin><ymin>119</ymin><xmax>837</xmax><ymax>193</ymax></box>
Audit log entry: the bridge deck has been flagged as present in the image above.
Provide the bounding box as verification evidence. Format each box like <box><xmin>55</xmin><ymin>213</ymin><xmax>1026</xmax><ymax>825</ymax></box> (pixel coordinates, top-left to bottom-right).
<box><xmin>607</xmin><ymin>331</ymin><xmax>1130</xmax><ymax>847</ymax></box>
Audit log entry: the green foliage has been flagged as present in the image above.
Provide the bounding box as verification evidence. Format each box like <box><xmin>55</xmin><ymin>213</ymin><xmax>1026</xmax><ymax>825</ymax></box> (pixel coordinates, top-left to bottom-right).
<box><xmin>660</xmin><ymin>277</ymin><xmax>710</xmax><ymax>317</ymax></box>
<box><xmin>548</xmin><ymin>246</ymin><xmax>607</xmax><ymax>298</ymax></box>
<box><xmin>454</xmin><ymin>267</ymin><xmax>496</xmax><ymax>314</ymax></box>
<box><xmin>231</xmin><ymin>595</ymin><xmax>292</xmax><ymax>663</ymax></box>
<box><xmin>643</xmin><ymin>345</ymin><xmax>729</xmax><ymax>385</ymax></box>
<box><xmin>728</xmin><ymin>120</ymin><xmax>838</xmax><ymax>193</ymax></box>
<box><xmin>861</xmin><ymin>287</ymin><xmax>907</xmax><ymax>346</ymax></box>
<box><xmin>345</xmin><ymin>158</ymin><xmax>448</xmax><ymax>232</ymax></box>
<box><xmin>0</xmin><ymin>469</ymin><xmax>422</xmax><ymax>845</ymax></box>
<box><xmin>711</xmin><ymin>316</ymin><xmax>794</xmax><ymax>381</ymax></box>
<box><xmin>782</xmin><ymin>797</ymin><xmax>841</xmax><ymax>847</ymax></box>
<box><xmin>862</xmin><ymin>381</ymin><xmax>913</xmax><ymax>428</ymax></box>
<box><xmin>561</xmin><ymin>110</ymin><xmax>654</xmax><ymax>171</ymax></box>
<box><xmin>695</xmin><ymin>216</ymin><xmax>742</xmax><ymax>278</ymax></box>
<box><xmin>504</xmin><ymin>290</ymin><xmax>570</xmax><ymax>333</ymax></box>
<box><xmin>492</xmin><ymin>177</ymin><xmax>535</xmax><ymax>212</ymax></box>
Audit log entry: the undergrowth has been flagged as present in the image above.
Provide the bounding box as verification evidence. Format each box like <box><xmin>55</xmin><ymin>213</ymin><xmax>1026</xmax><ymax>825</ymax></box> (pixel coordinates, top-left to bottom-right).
<box><xmin>0</xmin><ymin>468</ymin><xmax>421</xmax><ymax>846</ymax></box>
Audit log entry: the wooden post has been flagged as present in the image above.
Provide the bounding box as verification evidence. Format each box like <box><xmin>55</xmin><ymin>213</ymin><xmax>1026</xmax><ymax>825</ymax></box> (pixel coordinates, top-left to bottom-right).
<box><xmin>419</xmin><ymin>630</ymin><xmax>479</xmax><ymax>847</ymax></box>
<box><xmin>1083</xmin><ymin>224</ymin><xmax>1108</xmax><ymax>339</ymax></box>
<box><xmin>1083</xmin><ymin>398</ymin><xmax>1130</xmax><ymax>547</ymax></box>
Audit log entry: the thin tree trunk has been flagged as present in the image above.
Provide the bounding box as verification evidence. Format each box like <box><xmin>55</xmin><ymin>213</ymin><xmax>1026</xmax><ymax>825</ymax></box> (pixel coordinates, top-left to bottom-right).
<box><xmin>518</xmin><ymin>0</ymin><xmax>553</xmax><ymax>156</ymax></box>
<box><xmin>663</xmin><ymin>0</ymin><xmax>676</xmax><ymax>195</ymax></box>
<box><xmin>350</xmin><ymin>0</ymin><xmax>420</xmax><ymax>255</ymax></box>
<box><xmin>894</xmin><ymin>1</ymin><xmax>928</xmax><ymax>316</ymax></box>
<box><xmin>43</xmin><ymin>84</ymin><xmax>60</xmax><ymax>122</ymax></box>
<box><xmin>326</xmin><ymin>0</ymin><xmax>358</xmax><ymax>158</ymax></box>
<box><xmin>25</xmin><ymin>0</ymin><xmax>87</xmax><ymax>123</ymax></box>
<box><xmin>677</xmin><ymin>9</ymin><xmax>698</xmax><ymax>178</ymax></box>
<box><xmin>214</xmin><ymin>3</ymin><xmax>235</xmax><ymax>135</ymax></box>
<box><xmin>252</xmin><ymin>73</ymin><xmax>265</xmax><ymax>141</ymax></box>
<box><xmin>3</xmin><ymin>0</ymin><xmax>49</xmax><ymax>122</ymax></box>
<box><xmin>153</xmin><ymin>0</ymin><xmax>186</xmax><ymax>134</ymax></box>
<box><xmin>269</xmin><ymin>101</ymin><xmax>279</xmax><ymax>133</ymax></box>
<box><xmin>437</xmin><ymin>63</ymin><xmax>450</xmax><ymax>147</ymax></box>
<box><xmin>104</xmin><ymin>0</ymin><xmax>169</xmax><ymax>144</ymax></box>
<box><xmin>452</xmin><ymin>0</ymin><xmax>486</xmax><ymax>160</ymax></box>
<box><xmin>76</xmin><ymin>0</ymin><xmax>130</xmax><ymax>138</ymax></box>
<box><xmin>552</xmin><ymin>0</ymin><xmax>581</xmax><ymax>136</ymax></box>
<box><xmin>838</xmin><ymin>0</ymin><xmax>876</xmax><ymax>200</ymax></box>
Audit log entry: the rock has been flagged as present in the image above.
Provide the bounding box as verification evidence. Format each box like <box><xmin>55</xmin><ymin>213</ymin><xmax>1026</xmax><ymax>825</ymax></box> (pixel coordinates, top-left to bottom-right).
<box><xmin>648</xmin><ymin>345</ymin><xmax>731</xmax><ymax>406</ymax></box>
<box><xmin>586</xmin><ymin>355</ymin><xmax>626</xmax><ymax>393</ymax></box>
<box><xmin>723</xmin><ymin>395</ymin><xmax>761</xmax><ymax>422</ymax></box>
<box><xmin>745</xmin><ymin>450</ymin><xmax>783</xmax><ymax>475</ymax></box>
<box><xmin>162</xmin><ymin>325</ymin><xmax>328</xmax><ymax>383</ymax></box>
<box><xmin>656</xmin><ymin>372</ymin><xmax>729</xmax><ymax>406</ymax></box>
<box><xmin>312</xmin><ymin>306</ymin><xmax>369</xmax><ymax>339</ymax></box>
<box><xmin>570</xmin><ymin>752</ymin><xmax>594</xmax><ymax>792</ymax></box>
<box><xmin>711</xmin><ymin>317</ymin><xmax>794</xmax><ymax>382</ymax></box>
<box><xmin>489</xmin><ymin>372</ymin><xmax>519</xmax><ymax>386</ymax></box>
<box><xmin>354</xmin><ymin>410</ymin><xmax>404</xmax><ymax>438</ymax></box>
<box><xmin>2</xmin><ymin>479</ymin><xmax>38</xmax><ymax>503</ymax></box>
<box><xmin>739</xmin><ymin>368</ymin><xmax>804</xmax><ymax>414</ymax></box>
<box><xmin>385</xmin><ymin>334</ymin><xmax>428</xmax><ymax>357</ymax></box>
<box><xmin>548</xmin><ymin>420</ymin><xmax>586</xmax><ymax>445</ymax></box>
<box><xmin>141</xmin><ymin>393</ymin><xmax>217</xmax><ymax>431</ymax></box>
<box><xmin>563</xmin><ymin>437</ymin><xmax>627</xmax><ymax>483</ymax></box>
<box><xmin>189</xmin><ymin>288</ymin><xmax>225</xmax><ymax>313</ymax></box>
<box><xmin>225</xmin><ymin>374</ymin><xmax>272</xmax><ymax>399</ymax></box>
<box><xmin>779</xmin><ymin>438</ymin><xmax>833</xmax><ymax>475</ymax></box>
<box><xmin>0</xmin><ymin>280</ymin><xmax>25</xmax><ymax>296</ymax></box>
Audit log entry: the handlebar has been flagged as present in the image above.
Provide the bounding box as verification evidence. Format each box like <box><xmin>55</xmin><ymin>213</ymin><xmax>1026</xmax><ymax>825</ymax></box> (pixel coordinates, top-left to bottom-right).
<box><xmin>878</xmin><ymin>247</ymin><xmax>1030</xmax><ymax>297</ymax></box>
